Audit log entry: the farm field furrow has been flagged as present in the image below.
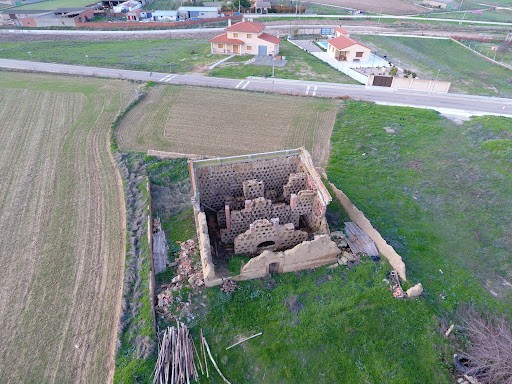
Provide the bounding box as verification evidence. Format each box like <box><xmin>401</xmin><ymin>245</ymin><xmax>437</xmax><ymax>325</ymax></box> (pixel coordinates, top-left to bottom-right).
<box><xmin>116</xmin><ymin>85</ymin><xmax>339</xmax><ymax>166</ymax></box>
<box><xmin>0</xmin><ymin>72</ymin><xmax>136</xmax><ymax>383</ymax></box>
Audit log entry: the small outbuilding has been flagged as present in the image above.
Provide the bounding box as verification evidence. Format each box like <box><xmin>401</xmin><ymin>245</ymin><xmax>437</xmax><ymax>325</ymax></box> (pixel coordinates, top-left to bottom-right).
<box><xmin>326</xmin><ymin>29</ymin><xmax>371</xmax><ymax>62</ymax></box>
<box><xmin>177</xmin><ymin>6</ymin><xmax>218</xmax><ymax>19</ymax></box>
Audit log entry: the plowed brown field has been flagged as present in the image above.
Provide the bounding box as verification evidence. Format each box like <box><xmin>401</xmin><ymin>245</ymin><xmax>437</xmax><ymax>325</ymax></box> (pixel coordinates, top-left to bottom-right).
<box><xmin>116</xmin><ymin>85</ymin><xmax>339</xmax><ymax>166</ymax></box>
<box><xmin>0</xmin><ymin>73</ymin><xmax>136</xmax><ymax>383</ymax></box>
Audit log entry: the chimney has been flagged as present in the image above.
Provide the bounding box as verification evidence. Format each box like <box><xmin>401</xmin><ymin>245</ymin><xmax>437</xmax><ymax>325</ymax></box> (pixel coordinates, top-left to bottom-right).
<box><xmin>228</xmin><ymin>18</ymin><xmax>231</xmax><ymax>27</ymax></box>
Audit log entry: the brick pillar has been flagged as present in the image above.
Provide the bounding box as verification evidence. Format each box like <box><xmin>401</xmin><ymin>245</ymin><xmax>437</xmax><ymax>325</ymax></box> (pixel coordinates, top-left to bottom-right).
<box><xmin>290</xmin><ymin>193</ymin><xmax>297</xmax><ymax>209</ymax></box>
<box><xmin>225</xmin><ymin>204</ymin><xmax>231</xmax><ymax>230</ymax></box>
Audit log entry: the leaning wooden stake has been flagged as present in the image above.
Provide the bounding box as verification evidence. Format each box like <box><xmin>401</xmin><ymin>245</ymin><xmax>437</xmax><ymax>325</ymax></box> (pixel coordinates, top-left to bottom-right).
<box><xmin>226</xmin><ymin>332</ymin><xmax>262</xmax><ymax>350</ymax></box>
<box><xmin>202</xmin><ymin>336</ymin><xmax>232</xmax><ymax>384</ymax></box>
<box><xmin>192</xmin><ymin>338</ymin><xmax>204</xmax><ymax>375</ymax></box>
<box><xmin>200</xmin><ymin>329</ymin><xmax>209</xmax><ymax>378</ymax></box>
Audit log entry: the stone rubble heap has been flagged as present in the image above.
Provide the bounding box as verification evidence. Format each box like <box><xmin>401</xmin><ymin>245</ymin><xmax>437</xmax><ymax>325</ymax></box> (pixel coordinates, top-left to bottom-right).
<box><xmin>156</xmin><ymin>239</ymin><xmax>204</xmax><ymax>324</ymax></box>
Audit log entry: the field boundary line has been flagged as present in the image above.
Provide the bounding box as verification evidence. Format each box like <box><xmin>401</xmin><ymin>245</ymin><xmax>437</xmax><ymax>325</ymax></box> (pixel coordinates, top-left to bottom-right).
<box><xmin>450</xmin><ymin>38</ymin><xmax>512</xmax><ymax>70</ymax></box>
<box><xmin>147</xmin><ymin>149</ymin><xmax>213</xmax><ymax>160</ymax></box>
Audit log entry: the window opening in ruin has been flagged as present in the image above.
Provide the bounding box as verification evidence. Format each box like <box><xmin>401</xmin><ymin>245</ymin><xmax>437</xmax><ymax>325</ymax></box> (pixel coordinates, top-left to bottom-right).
<box><xmin>269</xmin><ymin>262</ymin><xmax>279</xmax><ymax>274</ymax></box>
<box><xmin>299</xmin><ymin>214</ymin><xmax>308</xmax><ymax>229</ymax></box>
<box><xmin>257</xmin><ymin>240</ymin><xmax>276</xmax><ymax>249</ymax></box>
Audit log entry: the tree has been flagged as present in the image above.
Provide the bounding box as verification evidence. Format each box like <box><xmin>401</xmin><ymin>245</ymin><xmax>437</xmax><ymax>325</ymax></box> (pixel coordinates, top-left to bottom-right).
<box><xmin>234</xmin><ymin>0</ymin><xmax>250</xmax><ymax>10</ymax></box>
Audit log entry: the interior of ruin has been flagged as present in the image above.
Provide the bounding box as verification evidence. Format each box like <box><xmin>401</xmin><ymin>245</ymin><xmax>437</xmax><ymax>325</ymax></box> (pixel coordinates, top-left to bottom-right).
<box><xmin>190</xmin><ymin>149</ymin><xmax>341</xmax><ymax>286</ymax></box>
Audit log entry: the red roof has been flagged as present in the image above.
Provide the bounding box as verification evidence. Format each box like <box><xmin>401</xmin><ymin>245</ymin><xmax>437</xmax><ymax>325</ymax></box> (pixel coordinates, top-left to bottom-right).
<box><xmin>335</xmin><ymin>27</ymin><xmax>349</xmax><ymax>36</ymax></box>
<box><xmin>209</xmin><ymin>33</ymin><xmax>244</xmax><ymax>44</ymax></box>
<box><xmin>327</xmin><ymin>35</ymin><xmax>369</xmax><ymax>50</ymax></box>
<box><xmin>225</xmin><ymin>21</ymin><xmax>265</xmax><ymax>33</ymax></box>
<box><xmin>258</xmin><ymin>32</ymin><xmax>280</xmax><ymax>45</ymax></box>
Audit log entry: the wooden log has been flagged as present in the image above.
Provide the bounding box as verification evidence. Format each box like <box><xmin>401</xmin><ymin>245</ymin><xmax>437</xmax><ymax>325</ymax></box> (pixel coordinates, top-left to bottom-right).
<box><xmin>202</xmin><ymin>336</ymin><xmax>232</xmax><ymax>384</ymax></box>
<box><xmin>226</xmin><ymin>332</ymin><xmax>262</xmax><ymax>350</ymax></box>
<box><xmin>445</xmin><ymin>323</ymin><xmax>455</xmax><ymax>337</ymax></box>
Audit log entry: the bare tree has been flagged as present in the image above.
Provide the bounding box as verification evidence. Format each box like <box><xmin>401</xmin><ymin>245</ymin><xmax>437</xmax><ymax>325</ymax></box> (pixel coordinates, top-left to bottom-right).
<box><xmin>458</xmin><ymin>307</ymin><xmax>512</xmax><ymax>384</ymax></box>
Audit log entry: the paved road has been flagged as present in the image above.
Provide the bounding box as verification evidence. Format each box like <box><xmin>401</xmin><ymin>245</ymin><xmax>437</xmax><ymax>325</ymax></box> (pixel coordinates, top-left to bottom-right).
<box><xmin>1</xmin><ymin>58</ymin><xmax>511</xmax><ymax>117</ymax></box>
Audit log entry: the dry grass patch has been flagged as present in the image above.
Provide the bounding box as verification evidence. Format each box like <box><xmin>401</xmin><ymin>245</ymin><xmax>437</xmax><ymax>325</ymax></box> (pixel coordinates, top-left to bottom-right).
<box><xmin>0</xmin><ymin>73</ymin><xmax>137</xmax><ymax>383</ymax></box>
<box><xmin>116</xmin><ymin>85</ymin><xmax>339</xmax><ymax>166</ymax></box>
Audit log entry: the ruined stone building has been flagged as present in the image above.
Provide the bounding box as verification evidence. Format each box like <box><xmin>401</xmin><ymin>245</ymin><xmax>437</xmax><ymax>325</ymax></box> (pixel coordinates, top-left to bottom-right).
<box><xmin>189</xmin><ymin>148</ymin><xmax>341</xmax><ymax>287</ymax></box>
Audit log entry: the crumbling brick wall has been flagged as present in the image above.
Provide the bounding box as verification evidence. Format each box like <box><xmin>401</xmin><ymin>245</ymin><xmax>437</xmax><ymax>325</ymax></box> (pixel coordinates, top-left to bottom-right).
<box><xmin>233</xmin><ymin>219</ymin><xmax>308</xmax><ymax>254</ymax></box>
<box><xmin>195</xmin><ymin>156</ymin><xmax>301</xmax><ymax>210</ymax></box>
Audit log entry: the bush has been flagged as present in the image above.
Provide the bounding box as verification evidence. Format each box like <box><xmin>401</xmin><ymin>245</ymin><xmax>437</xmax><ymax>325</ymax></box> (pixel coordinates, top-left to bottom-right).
<box><xmin>458</xmin><ymin>307</ymin><xmax>512</xmax><ymax>384</ymax></box>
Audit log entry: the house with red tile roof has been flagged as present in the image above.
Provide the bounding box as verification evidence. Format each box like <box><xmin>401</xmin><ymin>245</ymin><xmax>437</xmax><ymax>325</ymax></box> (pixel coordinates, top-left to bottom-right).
<box><xmin>326</xmin><ymin>31</ymin><xmax>371</xmax><ymax>62</ymax></box>
<box><xmin>209</xmin><ymin>20</ymin><xmax>280</xmax><ymax>56</ymax></box>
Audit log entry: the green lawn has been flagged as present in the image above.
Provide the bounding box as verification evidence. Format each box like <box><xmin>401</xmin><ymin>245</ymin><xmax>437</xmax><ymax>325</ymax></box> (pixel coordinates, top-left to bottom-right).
<box><xmin>209</xmin><ymin>40</ymin><xmax>358</xmax><ymax>83</ymax></box>
<box><xmin>0</xmin><ymin>39</ymin><xmax>220</xmax><ymax>73</ymax></box>
<box><xmin>356</xmin><ymin>35</ymin><xmax>512</xmax><ymax>97</ymax></box>
<box><xmin>12</xmin><ymin>0</ymin><xmax>93</xmax><ymax>10</ymax></box>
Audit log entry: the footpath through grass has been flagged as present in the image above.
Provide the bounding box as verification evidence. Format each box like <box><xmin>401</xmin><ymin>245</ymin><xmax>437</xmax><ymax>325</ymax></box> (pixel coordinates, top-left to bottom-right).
<box><xmin>357</xmin><ymin>35</ymin><xmax>512</xmax><ymax>97</ymax></box>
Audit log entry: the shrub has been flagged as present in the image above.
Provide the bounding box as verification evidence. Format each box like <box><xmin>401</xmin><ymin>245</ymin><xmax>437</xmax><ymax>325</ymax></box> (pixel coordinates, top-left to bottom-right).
<box><xmin>458</xmin><ymin>307</ymin><xmax>512</xmax><ymax>384</ymax></box>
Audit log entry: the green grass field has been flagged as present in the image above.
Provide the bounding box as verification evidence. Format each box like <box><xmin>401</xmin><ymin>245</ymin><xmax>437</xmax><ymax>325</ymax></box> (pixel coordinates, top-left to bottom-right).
<box><xmin>0</xmin><ymin>39</ymin><xmax>218</xmax><ymax>73</ymax></box>
<box><xmin>0</xmin><ymin>39</ymin><xmax>356</xmax><ymax>83</ymax></box>
<box><xmin>328</xmin><ymin>102</ymin><xmax>512</xmax><ymax>310</ymax></box>
<box><xmin>420</xmin><ymin>9</ymin><xmax>512</xmax><ymax>23</ymax></box>
<box><xmin>12</xmin><ymin>0</ymin><xmax>93</xmax><ymax>10</ymax></box>
<box><xmin>356</xmin><ymin>35</ymin><xmax>512</xmax><ymax>97</ymax></box>
<box><xmin>144</xmin><ymin>0</ymin><xmax>178</xmax><ymax>10</ymax></box>
<box><xmin>209</xmin><ymin>40</ymin><xmax>357</xmax><ymax>82</ymax></box>
<box><xmin>183</xmin><ymin>102</ymin><xmax>512</xmax><ymax>384</ymax></box>
<box><xmin>460</xmin><ymin>40</ymin><xmax>512</xmax><ymax>66</ymax></box>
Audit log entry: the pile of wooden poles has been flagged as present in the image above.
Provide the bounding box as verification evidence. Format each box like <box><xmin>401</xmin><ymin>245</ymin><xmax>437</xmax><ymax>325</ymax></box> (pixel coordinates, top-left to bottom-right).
<box><xmin>153</xmin><ymin>323</ymin><xmax>198</xmax><ymax>384</ymax></box>
<box><xmin>153</xmin><ymin>323</ymin><xmax>231</xmax><ymax>384</ymax></box>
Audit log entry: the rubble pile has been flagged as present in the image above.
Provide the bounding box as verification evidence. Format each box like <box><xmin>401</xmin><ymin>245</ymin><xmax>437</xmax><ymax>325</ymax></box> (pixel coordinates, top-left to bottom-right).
<box><xmin>221</xmin><ymin>279</ymin><xmax>238</xmax><ymax>293</ymax></box>
<box><xmin>156</xmin><ymin>239</ymin><xmax>204</xmax><ymax>324</ymax></box>
<box><xmin>329</xmin><ymin>231</ymin><xmax>360</xmax><ymax>266</ymax></box>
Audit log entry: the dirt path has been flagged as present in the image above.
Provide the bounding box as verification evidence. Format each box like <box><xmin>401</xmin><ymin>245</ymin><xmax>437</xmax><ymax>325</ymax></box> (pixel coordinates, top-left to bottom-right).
<box><xmin>0</xmin><ymin>73</ymin><xmax>136</xmax><ymax>383</ymax></box>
